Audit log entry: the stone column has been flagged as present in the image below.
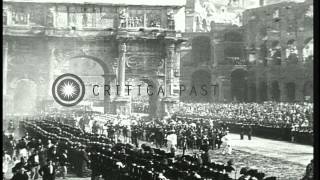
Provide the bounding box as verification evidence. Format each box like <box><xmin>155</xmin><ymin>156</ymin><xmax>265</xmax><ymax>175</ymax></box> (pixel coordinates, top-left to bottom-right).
<box><xmin>165</xmin><ymin>40</ymin><xmax>175</xmax><ymax>96</ymax></box>
<box><xmin>114</xmin><ymin>41</ymin><xmax>131</xmax><ymax>115</ymax></box>
<box><xmin>161</xmin><ymin>40</ymin><xmax>178</xmax><ymax>117</ymax></box>
<box><xmin>118</xmin><ymin>42</ymin><xmax>126</xmax><ymax>96</ymax></box>
<box><xmin>266</xmin><ymin>77</ymin><xmax>272</xmax><ymax>101</ymax></box>
<box><xmin>280</xmin><ymin>82</ymin><xmax>287</xmax><ymax>102</ymax></box>
<box><xmin>3</xmin><ymin>41</ymin><xmax>9</xmax><ymax>117</ymax></box>
<box><xmin>211</xmin><ymin>38</ymin><xmax>216</xmax><ymax>67</ymax></box>
<box><xmin>216</xmin><ymin>76</ymin><xmax>223</xmax><ymax>102</ymax></box>
<box><xmin>103</xmin><ymin>74</ymin><xmax>115</xmax><ymax>114</ymax></box>
<box><xmin>280</xmin><ymin>42</ymin><xmax>287</xmax><ymax>66</ymax></box>
<box><xmin>3</xmin><ymin>41</ymin><xmax>9</xmax><ymax>96</ymax></box>
<box><xmin>255</xmin><ymin>72</ymin><xmax>260</xmax><ymax>102</ymax></box>
<box><xmin>219</xmin><ymin>77</ymin><xmax>231</xmax><ymax>102</ymax></box>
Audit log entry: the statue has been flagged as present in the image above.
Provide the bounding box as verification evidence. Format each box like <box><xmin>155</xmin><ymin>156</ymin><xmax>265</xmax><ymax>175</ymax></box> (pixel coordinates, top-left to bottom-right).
<box><xmin>167</xmin><ymin>9</ymin><xmax>175</xmax><ymax>30</ymax></box>
<box><xmin>134</xmin><ymin>17</ymin><xmax>143</xmax><ymax>27</ymax></box>
<box><xmin>46</xmin><ymin>7</ymin><xmax>55</xmax><ymax>27</ymax></box>
<box><xmin>119</xmin><ymin>7</ymin><xmax>128</xmax><ymax>28</ymax></box>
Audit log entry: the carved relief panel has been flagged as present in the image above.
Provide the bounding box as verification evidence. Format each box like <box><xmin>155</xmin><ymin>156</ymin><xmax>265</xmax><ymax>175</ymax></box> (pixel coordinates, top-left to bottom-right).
<box><xmin>126</xmin><ymin>55</ymin><xmax>164</xmax><ymax>72</ymax></box>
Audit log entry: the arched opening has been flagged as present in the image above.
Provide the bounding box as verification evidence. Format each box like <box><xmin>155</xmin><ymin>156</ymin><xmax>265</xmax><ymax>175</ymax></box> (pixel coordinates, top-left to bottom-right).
<box><xmin>286</xmin><ymin>39</ymin><xmax>298</xmax><ymax>64</ymax></box>
<box><xmin>286</xmin><ymin>82</ymin><xmax>296</xmax><ymax>102</ymax></box>
<box><xmin>231</xmin><ymin>69</ymin><xmax>248</xmax><ymax>102</ymax></box>
<box><xmin>303</xmin><ymin>38</ymin><xmax>313</xmax><ymax>62</ymax></box>
<box><xmin>258</xmin><ymin>81</ymin><xmax>268</xmax><ymax>102</ymax></box>
<box><xmin>13</xmin><ymin>79</ymin><xmax>38</xmax><ymax>115</ymax></box>
<box><xmin>271</xmin><ymin>81</ymin><xmax>280</xmax><ymax>101</ymax></box>
<box><xmin>130</xmin><ymin>78</ymin><xmax>161</xmax><ymax>117</ymax></box>
<box><xmin>57</xmin><ymin>55</ymin><xmax>113</xmax><ymax>113</ymax></box>
<box><xmin>303</xmin><ymin>81</ymin><xmax>313</xmax><ymax>102</ymax></box>
<box><xmin>271</xmin><ymin>40</ymin><xmax>281</xmax><ymax>65</ymax></box>
<box><xmin>191</xmin><ymin>70</ymin><xmax>212</xmax><ymax>102</ymax></box>
<box><xmin>192</xmin><ymin>36</ymin><xmax>211</xmax><ymax>64</ymax></box>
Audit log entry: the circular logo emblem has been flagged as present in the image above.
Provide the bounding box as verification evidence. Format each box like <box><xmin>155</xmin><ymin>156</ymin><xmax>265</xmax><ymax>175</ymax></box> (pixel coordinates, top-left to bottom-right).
<box><xmin>52</xmin><ymin>73</ymin><xmax>85</xmax><ymax>107</ymax></box>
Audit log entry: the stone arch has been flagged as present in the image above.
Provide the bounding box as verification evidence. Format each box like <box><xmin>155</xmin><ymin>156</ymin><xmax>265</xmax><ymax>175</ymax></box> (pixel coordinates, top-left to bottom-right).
<box><xmin>303</xmin><ymin>81</ymin><xmax>313</xmax><ymax>102</ymax></box>
<box><xmin>12</xmin><ymin>79</ymin><xmax>38</xmax><ymax>115</ymax></box>
<box><xmin>192</xmin><ymin>36</ymin><xmax>211</xmax><ymax>64</ymax></box>
<box><xmin>138</xmin><ymin>78</ymin><xmax>161</xmax><ymax>117</ymax></box>
<box><xmin>286</xmin><ymin>39</ymin><xmax>298</xmax><ymax>64</ymax></box>
<box><xmin>70</xmin><ymin>55</ymin><xmax>114</xmax><ymax>74</ymax></box>
<box><xmin>191</xmin><ymin>70</ymin><xmax>212</xmax><ymax>102</ymax></box>
<box><xmin>231</xmin><ymin>68</ymin><xmax>248</xmax><ymax>102</ymax></box>
<box><xmin>285</xmin><ymin>82</ymin><xmax>296</xmax><ymax>102</ymax></box>
<box><xmin>57</xmin><ymin>55</ymin><xmax>115</xmax><ymax>113</ymax></box>
<box><xmin>271</xmin><ymin>81</ymin><xmax>280</xmax><ymax>101</ymax></box>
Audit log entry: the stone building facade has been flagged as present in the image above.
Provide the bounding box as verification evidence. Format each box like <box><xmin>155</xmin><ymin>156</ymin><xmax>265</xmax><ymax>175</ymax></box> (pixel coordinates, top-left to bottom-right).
<box><xmin>242</xmin><ymin>0</ymin><xmax>313</xmax><ymax>102</ymax></box>
<box><xmin>3</xmin><ymin>0</ymin><xmax>186</xmax><ymax>116</ymax></box>
<box><xmin>180</xmin><ymin>0</ymin><xmax>313</xmax><ymax>103</ymax></box>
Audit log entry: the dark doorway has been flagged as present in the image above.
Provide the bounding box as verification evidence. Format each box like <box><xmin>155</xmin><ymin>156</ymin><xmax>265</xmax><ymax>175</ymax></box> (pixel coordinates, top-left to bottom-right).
<box><xmin>231</xmin><ymin>69</ymin><xmax>248</xmax><ymax>102</ymax></box>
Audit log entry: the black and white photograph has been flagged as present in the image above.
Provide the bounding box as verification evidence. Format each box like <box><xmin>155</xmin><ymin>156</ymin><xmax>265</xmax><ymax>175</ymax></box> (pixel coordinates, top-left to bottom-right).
<box><xmin>2</xmin><ymin>0</ymin><xmax>315</xmax><ymax>179</ymax></box>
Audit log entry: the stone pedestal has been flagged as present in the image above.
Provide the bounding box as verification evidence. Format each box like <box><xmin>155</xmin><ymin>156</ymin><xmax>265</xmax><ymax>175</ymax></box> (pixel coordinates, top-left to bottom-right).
<box><xmin>113</xmin><ymin>96</ymin><xmax>131</xmax><ymax>116</ymax></box>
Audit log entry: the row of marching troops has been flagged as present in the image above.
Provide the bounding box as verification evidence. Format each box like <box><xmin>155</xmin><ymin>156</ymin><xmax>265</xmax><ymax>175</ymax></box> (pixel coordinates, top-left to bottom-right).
<box><xmin>42</xmin><ymin>116</ymin><xmax>231</xmax><ymax>153</ymax></box>
<box><xmin>3</xmin><ymin>117</ymin><xmax>279</xmax><ymax>180</ymax></box>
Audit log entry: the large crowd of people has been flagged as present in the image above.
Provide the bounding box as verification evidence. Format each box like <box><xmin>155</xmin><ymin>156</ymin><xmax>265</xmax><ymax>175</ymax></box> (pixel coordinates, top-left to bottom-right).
<box><xmin>2</xmin><ymin>101</ymin><xmax>313</xmax><ymax>180</ymax></box>
<box><xmin>172</xmin><ymin>102</ymin><xmax>313</xmax><ymax>144</ymax></box>
<box><xmin>174</xmin><ymin>102</ymin><xmax>313</xmax><ymax>131</ymax></box>
<box><xmin>130</xmin><ymin>101</ymin><xmax>313</xmax><ymax>144</ymax></box>
<box><xmin>3</xmin><ymin>115</ymin><xmax>281</xmax><ymax>180</ymax></box>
